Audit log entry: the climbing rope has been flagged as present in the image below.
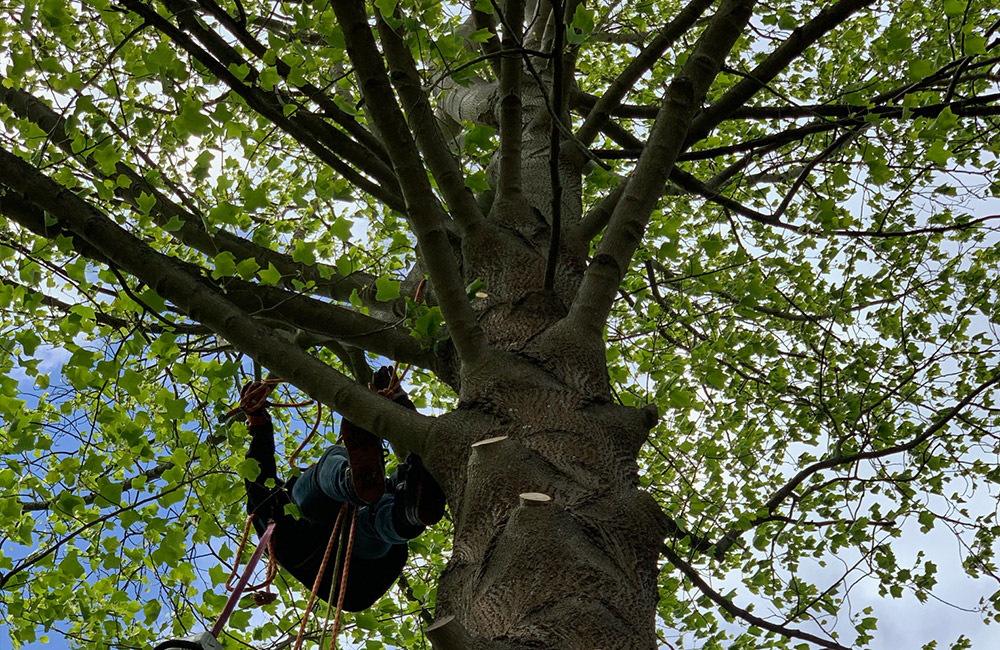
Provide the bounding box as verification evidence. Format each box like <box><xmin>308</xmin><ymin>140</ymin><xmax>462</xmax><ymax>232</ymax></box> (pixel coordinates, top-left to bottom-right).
<box><xmin>224</xmin><ymin>514</ymin><xmax>279</xmax><ymax>596</ymax></box>
<box><xmin>212</xmin><ymin>521</ymin><xmax>277</xmax><ymax>638</ymax></box>
<box><xmin>329</xmin><ymin>507</ymin><xmax>358</xmax><ymax>648</ymax></box>
<box><xmin>288</xmin><ymin>401</ymin><xmax>322</xmax><ymax>469</ymax></box>
<box><xmin>293</xmin><ymin>502</ymin><xmax>350</xmax><ymax>650</ymax></box>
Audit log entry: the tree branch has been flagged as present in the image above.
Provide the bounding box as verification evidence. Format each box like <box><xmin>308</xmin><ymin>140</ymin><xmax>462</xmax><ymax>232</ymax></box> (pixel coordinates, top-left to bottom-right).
<box><xmin>712</xmin><ymin>368</ymin><xmax>1000</xmax><ymax>557</ymax></box>
<box><xmin>1</xmin><ymin>473</ymin><xmax>213</xmax><ymax>591</ymax></box>
<box><xmin>331</xmin><ymin>0</ymin><xmax>490</xmax><ymax>368</ymax></box>
<box><xmin>0</xmin><ymin>146</ymin><xmax>435</xmax><ymax>455</ymax></box>
<box><xmin>568</xmin><ymin>0</ymin><xmax>756</xmax><ymax>335</ymax></box>
<box><xmin>543</xmin><ymin>0</ymin><xmax>565</xmax><ymax>292</ymax></box>
<box><xmin>0</xmin><ymin>180</ymin><xmax>440</xmax><ymax>371</ymax></box>
<box><xmin>120</xmin><ymin>0</ymin><xmax>406</xmax><ymax>212</ymax></box>
<box><xmin>670</xmin><ymin>167</ymin><xmax>1000</xmax><ymax>239</ymax></box>
<box><xmin>686</xmin><ymin>0</ymin><xmax>877</xmax><ymax>146</ymax></box>
<box><xmin>497</xmin><ymin>0</ymin><xmax>527</xmax><ymax>201</ymax></box>
<box><xmin>0</xmin><ymin>79</ymin><xmax>411</xmax><ymax>314</ymax></box>
<box><xmin>472</xmin><ymin>4</ymin><xmax>503</xmax><ymax>78</ymax></box>
<box><xmin>660</xmin><ymin>544</ymin><xmax>850</xmax><ymax>650</ymax></box>
<box><xmin>192</xmin><ymin>0</ymin><xmax>391</xmax><ymax>166</ymax></box>
<box><xmin>377</xmin><ymin>9</ymin><xmax>486</xmax><ymax>235</ymax></box>
<box><xmin>20</xmin><ymin>430</ymin><xmax>226</xmax><ymax>512</ymax></box>
<box><xmin>679</xmin><ymin>93</ymin><xmax>1000</xmax><ymax>162</ymax></box>
<box><xmin>575</xmin><ymin>0</ymin><xmax>715</xmax><ymax>147</ymax></box>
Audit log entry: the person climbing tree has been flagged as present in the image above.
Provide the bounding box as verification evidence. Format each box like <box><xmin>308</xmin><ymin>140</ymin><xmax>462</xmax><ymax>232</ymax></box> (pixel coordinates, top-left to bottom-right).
<box><xmin>239</xmin><ymin>366</ymin><xmax>446</xmax><ymax>612</ymax></box>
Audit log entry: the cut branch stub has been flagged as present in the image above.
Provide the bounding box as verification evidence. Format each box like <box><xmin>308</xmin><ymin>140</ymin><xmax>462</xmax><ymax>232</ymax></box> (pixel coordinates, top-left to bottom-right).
<box><xmin>518</xmin><ymin>492</ymin><xmax>552</xmax><ymax>507</ymax></box>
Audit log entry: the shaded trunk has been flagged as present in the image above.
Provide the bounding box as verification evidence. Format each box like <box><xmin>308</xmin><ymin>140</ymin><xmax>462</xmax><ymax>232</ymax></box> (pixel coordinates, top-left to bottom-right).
<box><xmin>421</xmin><ymin>197</ymin><xmax>667</xmax><ymax>648</ymax></box>
<box><xmin>431</xmin><ymin>386</ymin><xmax>666</xmax><ymax>649</ymax></box>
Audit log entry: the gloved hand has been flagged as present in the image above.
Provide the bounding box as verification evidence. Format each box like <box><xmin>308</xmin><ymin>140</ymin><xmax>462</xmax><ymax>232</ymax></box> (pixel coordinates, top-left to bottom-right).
<box><xmin>239</xmin><ymin>382</ymin><xmax>273</xmax><ymax>426</ymax></box>
<box><xmin>372</xmin><ymin>366</ymin><xmax>416</xmax><ymax>410</ymax></box>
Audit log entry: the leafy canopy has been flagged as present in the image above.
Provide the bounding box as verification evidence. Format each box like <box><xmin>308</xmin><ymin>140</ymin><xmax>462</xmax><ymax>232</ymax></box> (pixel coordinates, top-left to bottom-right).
<box><xmin>0</xmin><ymin>0</ymin><xmax>999</xmax><ymax>649</ymax></box>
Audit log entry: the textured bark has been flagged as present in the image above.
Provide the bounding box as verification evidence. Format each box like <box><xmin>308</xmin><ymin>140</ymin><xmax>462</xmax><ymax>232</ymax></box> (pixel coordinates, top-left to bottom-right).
<box><xmin>413</xmin><ymin>84</ymin><xmax>665</xmax><ymax>645</ymax></box>
<box><xmin>429</xmin><ymin>390</ymin><xmax>666</xmax><ymax>649</ymax></box>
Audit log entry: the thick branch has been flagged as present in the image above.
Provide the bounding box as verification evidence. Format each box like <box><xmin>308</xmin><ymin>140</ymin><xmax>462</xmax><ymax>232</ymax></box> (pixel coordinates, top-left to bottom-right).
<box><xmin>0</xmin><ymin>79</ymin><xmax>388</xmax><ymax>308</ymax></box>
<box><xmin>497</xmin><ymin>0</ymin><xmax>527</xmax><ymax>201</ymax></box>
<box><xmin>0</xmin><ymin>146</ymin><xmax>434</xmax><ymax>455</ymax></box>
<box><xmin>162</xmin><ymin>0</ymin><xmax>395</xmax><ymax>179</ymax></box>
<box><xmin>193</xmin><ymin>0</ymin><xmax>391</xmax><ymax>165</ymax></box>
<box><xmin>120</xmin><ymin>0</ymin><xmax>406</xmax><ymax>211</ymax></box>
<box><xmin>332</xmin><ymin>0</ymin><xmax>489</xmax><ymax>368</ymax></box>
<box><xmin>575</xmin><ymin>0</ymin><xmax>715</xmax><ymax>147</ymax></box>
<box><xmin>687</xmin><ymin>0</ymin><xmax>877</xmax><ymax>145</ymax></box>
<box><xmin>660</xmin><ymin>545</ymin><xmax>850</xmax><ymax>650</ymax></box>
<box><xmin>543</xmin><ymin>0</ymin><xmax>565</xmax><ymax>292</ymax></box>
<box><xmin>377</xmin><ymin>11</ymin><xmax>486</xmax><ymax>234</ymax></box>
<box><xmin>0</xmin><ymin>182</ymin><xmax>439</xmax><ymax>371</ymax></box>
<box><xmin>569</xmin><ymin>0</ymin><xmax>756</xmax><ymax>335</ymax></box>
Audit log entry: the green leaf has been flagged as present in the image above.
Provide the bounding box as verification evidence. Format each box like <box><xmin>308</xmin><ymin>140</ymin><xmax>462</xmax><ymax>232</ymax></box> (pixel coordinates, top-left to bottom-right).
<box><xmin>375</xmin><ymin>276</ymin><xmax>400</xmax><ymax>301</ymax></box>
<box><xmin>258</xmin><ymin>262</ymin><xmax>282</xmax><ymax>285</ymax></box>
<box><xmin>237</xmin><ymin>458</ymin><xmax>260</xmax><ymax>481</ymax></box>
<box><xmin>236</xmin><ymin>258</ymin><xmax>260</xmax><ymax>280</ymax></box>
<box><xmin>292</xmin><ymin>240</ymin><xmax>316</xmax><ymax>265</ymax></box>
<box><xmin>965</xmin><ymin>34</ymin><xmax>987</xmax><ymax>56</ymax></box>
<box><xmin>374</xmin><ymin>0</ymin><xmax>397</xmax><ymax>16</ymax></box>
<box><xmin>329</xmin><ymin>217</ymin><xmax>353</xmax><ymax>242</ymax></box>
<box><xmin>17</xmin><ymin>329</ymin><xmax>41</xmax><ymax>356</ymax></box>
<box><xmin>705</xmin><ymin>367</ymin><xmax>727</xmax><ymax>390</ymax></box>
<box><xmin>211</xmin><ymin>251</ymin><xmax>237</xmax><ymax>279</ymax></box>
<box><xmin>173</xmin><ymin>98</ymin><xmax>212</xmax><ymax>137</ymax></box>
<box><xmin>163</xmin><ymin>215</ymin><xmax>185</xmax><ymax>232</ymax></box>
<box><xmin>227</xmin><ymin>62</ymin><xmax>250</xmax><ymax>81</ymax></box>
<box><xmin>136</xmin><ymin>192</ymin><xmax>156</xmax><ymax>214</ymax></box>
<box><xmin>943</xmin><ymin>0</ymin><xmax>964</xmax><ymax>17</ymax></box>
<box><xmin>208</xmin><ymin>201</ymin><xmax>240</xmax><ymax>226</ymax></box>
<box><xmin>467</xmin><ymin>28</ymin><xmax>494</xmax><ymax>43</ymax></box>
<box><xmin>926</xmin><ymin>140</ymin><xmax>951</xmax><ymax>166</ymax></box>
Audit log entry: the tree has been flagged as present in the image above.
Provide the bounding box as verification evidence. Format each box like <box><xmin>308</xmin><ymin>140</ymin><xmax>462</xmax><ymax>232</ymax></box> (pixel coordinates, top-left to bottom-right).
<box><xmin>0</xmin><ymin>0</ymin><xmax>999</xmax><ymax>647</ymax></box>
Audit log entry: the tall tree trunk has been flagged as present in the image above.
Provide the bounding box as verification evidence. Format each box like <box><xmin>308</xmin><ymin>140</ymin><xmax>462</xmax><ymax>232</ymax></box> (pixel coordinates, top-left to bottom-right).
<box><xmin>420</xmin><ymin>80</ymin><xmax>668</xmax><ymax>641</ymax></box>
<box><xmin>432</xmin><ymin>379</ymin><xmax>666</xmax><ymax>649</ymax></box>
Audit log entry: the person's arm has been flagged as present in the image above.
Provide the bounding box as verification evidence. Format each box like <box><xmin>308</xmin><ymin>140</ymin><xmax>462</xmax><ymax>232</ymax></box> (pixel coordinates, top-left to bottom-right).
<box><xmin>242</xmin><ymin>385</ymin><xmax>285</xmax><ymax>522</ymax></box>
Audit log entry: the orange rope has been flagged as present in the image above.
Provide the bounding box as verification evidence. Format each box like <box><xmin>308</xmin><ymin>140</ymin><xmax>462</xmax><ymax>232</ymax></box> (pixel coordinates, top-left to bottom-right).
<box><xmin>224</xmin><ymin>515</ymin><xmax>257</xmax><ymax>591</ymax></box>
<box><xmin>328</xmin><ymin>507</ymin><xmax>358</xmax><ymax>649</ymax></box>
<box><xmin>293</xmin><ymin>502</ymin><xmax>347</xmax><ymax>650</ymax></box>
<box><xmin>223</xmin><ymin>378</ymin><xmax>284</xmax><ymax>420</ymax></box>
<box><xmin>225</xmin><ymin>514</ymin><xmax>280</xmax><ymax>595</ymax></box>
<box><xmin>245</xmin><ymin>533</ymin><xmax>279</xmax><ymax>593</ymax></box>
<box><xmin>288</xmin><ymin>401</ymin><xmax>323</xmax><ymax>469</ymax></box>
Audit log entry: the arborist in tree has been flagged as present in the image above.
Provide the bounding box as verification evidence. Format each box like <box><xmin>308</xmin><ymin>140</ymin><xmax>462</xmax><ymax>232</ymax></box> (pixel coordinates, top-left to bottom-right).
<box><xmin>240</xmin><ymin>366</ymin><xmax>445</xmax><ymax>611</ymax></box>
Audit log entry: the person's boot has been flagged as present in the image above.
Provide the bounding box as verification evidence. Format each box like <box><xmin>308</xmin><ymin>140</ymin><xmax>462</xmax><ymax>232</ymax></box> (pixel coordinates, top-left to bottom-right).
<box><xmin>339</xmin><ymin>419</ymin><xmax>385</xmax><ymax>505</ymax></box>
<box><xmin>393</xmin><ymin>453</ymin><xmax>446</xmax><ymax>529</ymax></box>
